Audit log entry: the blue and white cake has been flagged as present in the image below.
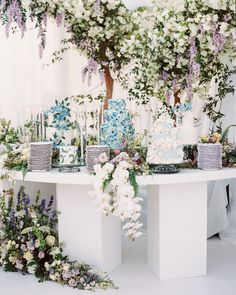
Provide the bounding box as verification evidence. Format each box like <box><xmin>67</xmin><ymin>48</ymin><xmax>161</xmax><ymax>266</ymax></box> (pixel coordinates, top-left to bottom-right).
<box><xmin>147</xmin><ymin>107</ymin><xmax>184</xmax><ymax>164</ymax></box>
<box><xmin>100</xmin><ymin>99</ymin><xmax>135</xmax><ymax>150</ymax></box>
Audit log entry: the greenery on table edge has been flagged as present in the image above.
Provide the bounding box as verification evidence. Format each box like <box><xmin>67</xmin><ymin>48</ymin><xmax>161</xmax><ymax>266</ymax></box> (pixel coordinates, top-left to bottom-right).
<box><xmin>0</xmin><ymin>186</ymin><xmax>116</xmax><ymax>291</ymax></box>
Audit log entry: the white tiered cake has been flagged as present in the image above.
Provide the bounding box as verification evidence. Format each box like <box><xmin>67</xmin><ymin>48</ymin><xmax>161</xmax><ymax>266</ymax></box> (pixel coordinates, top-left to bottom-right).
<box><xmin>147</xmin><ymin>107</ymin><xmax>184</xmax><ymax>164</ymax></box>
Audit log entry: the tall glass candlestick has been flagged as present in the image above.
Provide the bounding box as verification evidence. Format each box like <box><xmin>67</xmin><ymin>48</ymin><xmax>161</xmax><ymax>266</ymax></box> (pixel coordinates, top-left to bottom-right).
<box><xmin>80</xmin><ymin>110</ymin><xmax>85</xmax><ymax>165</ymax></box>
<box><xmin>97</xmin><ymin>109</ymin><xmax>100</xmax><ymax>145</ymax></box>
<box><xmin>36</xmin><ymin>114</ymin><xmax>40</xmax><ymax>139</ymax></box>
<box><xmin>40</xmin><ymin>113</ymin><xmax>43</xmax><ymax>140</ymax></box>
<box><xmin>43</xmin><ymin>113</ymin><xmax>47</xmax><ymax>141</ymax></box>
<box><xmin>101</xmin><ymin>101</ymin><xmax>104</xmax><ymax>124</ymax></box>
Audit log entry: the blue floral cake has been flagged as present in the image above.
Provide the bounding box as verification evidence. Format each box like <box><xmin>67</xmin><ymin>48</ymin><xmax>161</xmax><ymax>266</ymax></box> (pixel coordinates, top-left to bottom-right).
<box><xmin>100</xmin><ymin>99</ymin><xmax>135</xmax><ymax>150</ymax></box>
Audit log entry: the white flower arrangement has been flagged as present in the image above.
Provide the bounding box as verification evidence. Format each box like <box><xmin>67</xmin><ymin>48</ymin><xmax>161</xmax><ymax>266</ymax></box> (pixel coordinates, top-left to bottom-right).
<box><xmin>93</xmin><ymin>152</ymin><xmax>143</xmax><ymax>240</ymax></box>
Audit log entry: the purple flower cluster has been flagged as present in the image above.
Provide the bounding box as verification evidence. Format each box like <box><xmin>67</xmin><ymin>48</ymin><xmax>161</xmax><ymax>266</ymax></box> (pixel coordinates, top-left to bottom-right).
<box><xmin>94</xmin><ymin>0</ymin><xmax>101</xmax><ymax>15</ymax></box>
<box><xmin>82</xmin><ymin>58</ymin><xmax>99</xmax><ymax>85</ymax></box>
<box><xmin>213</xmin><ymin>31</ymin><xmax>226</xmax><ymax>53</ymax></box>
<box><xmin>186</xmin><ymin>37</ymin><xmax>201</xmax><ymax>100</ymax></box>
<box><xmin>56</xmin><ymin>12</ymin><xmax>64</xmax><ymax>27</ymax></box>
<box><xmin>3</xmin><ymin>0</ymin><xmax>26</xmax><ymax>38</ymax></box>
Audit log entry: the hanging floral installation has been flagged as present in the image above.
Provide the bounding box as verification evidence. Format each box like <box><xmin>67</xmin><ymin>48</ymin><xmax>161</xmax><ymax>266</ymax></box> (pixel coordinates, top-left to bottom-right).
<box><xmin>0</xmin><ymin>0</ymin><xmax>134</xmax><ymax>108</ymax></box>
<box><xmin>0</xmin><ymin>0</ymin><xmax>235</xmax><ymax>115</ymax></box>
<box><xmin>120</xmin><ymin>0</ymin><xmax>236</xmax><ymax>109</ymax></box>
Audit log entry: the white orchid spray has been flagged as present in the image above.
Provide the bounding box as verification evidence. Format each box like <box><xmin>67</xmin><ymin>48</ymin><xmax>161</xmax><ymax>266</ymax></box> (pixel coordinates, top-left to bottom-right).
<box><xmin>93</xmin><ymin>151</ymin><xmax>143</xmax><ymax>241</ymax></box>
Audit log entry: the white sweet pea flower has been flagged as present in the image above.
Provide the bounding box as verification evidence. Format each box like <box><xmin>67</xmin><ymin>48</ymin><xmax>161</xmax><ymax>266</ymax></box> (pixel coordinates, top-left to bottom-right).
<box><xmin>103</xmin><ymin>162</ymin><xmax>114</xmax><ymax>174</ymax></box>
<box><xmin>98</xmin><ymin>152</ymin><xmax>109</xmax><ymax>163</ymax></box>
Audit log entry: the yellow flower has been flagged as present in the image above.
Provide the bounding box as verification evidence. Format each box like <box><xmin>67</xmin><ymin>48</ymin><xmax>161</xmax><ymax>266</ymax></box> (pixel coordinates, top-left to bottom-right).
<box><xmin>45</xmin><ymin>235</ymin><xmax>56</xmax><ymax>247</ymax></box>
<box><xmin>23</xmin><ymin>251</ymin><xmax>33</xmax><ymax>261</ymax></box>
<box><xmin>9</xmin><ymin>256</ymin><xmax>17</xmax><ymax>264</ymax></box>
<box><xmin>212</xmin><ymin>132</ymin><xmax>222</xmax><ymax>143</ymax></box>
<box><xmin>200</xmin><ymin>135</ymin><xmax>209</xmax><ymax>143</ymax></box>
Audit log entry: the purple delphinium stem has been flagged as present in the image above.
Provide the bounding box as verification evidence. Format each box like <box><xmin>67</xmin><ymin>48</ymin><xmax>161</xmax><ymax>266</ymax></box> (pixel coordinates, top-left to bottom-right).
<box><xmin>40</xmin><ymin>199</ymin><xmax>46</xmax><ymax>213</ymax></box>
<box><xmin>10</xmin><ymin>209</ymin><xmax>16</xmax><ymax>228</ymax></box>
<box><xmin>46</xmin><ymin>195</ymin><xmax>54</xmax><ymax>212</ymax></box>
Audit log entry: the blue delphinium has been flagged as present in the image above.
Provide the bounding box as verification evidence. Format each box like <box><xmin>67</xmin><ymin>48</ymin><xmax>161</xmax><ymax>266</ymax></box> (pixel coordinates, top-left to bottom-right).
<box><xmin>100</xmin><ymin>99</ymin><xmax>135</xmax><ymax>150</ymax></box>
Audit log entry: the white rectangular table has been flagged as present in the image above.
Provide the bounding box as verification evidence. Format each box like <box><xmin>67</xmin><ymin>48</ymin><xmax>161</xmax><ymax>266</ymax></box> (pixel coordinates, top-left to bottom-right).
<box><xmin>2</xmin><ymin>168</ymin><xmax>236</xmax><ymax>278</ymax></box>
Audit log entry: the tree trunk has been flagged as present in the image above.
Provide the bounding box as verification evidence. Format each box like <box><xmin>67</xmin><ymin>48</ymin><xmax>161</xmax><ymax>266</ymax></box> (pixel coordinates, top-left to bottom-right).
<box><xmin>104</xmin><ymin>67</ymin><xmax>114</xmax><ymax>110</ymax></box>
<box><xmin>174</xmin><ymin>90</ymin><xmax>181</xmax><ymax>106</ymax></box>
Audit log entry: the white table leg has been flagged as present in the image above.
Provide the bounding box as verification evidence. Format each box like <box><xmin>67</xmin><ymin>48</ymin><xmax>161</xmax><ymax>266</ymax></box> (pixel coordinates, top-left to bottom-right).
<box><xmin>147</xmin><ymin>182</ymin><xmax>207</xmax><ymax>280</ymax></box>
<box><xmin>56</xmin><ymin>184</ymin><xmax>121</xmax><ymax>272</ymax></box>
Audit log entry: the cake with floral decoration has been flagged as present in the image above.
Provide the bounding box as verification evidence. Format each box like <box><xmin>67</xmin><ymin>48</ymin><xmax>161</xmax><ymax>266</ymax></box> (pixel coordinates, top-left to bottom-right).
<box><xmin>100</xmin><ymin>99</ymin><xmax>135</xmax><ymax>150</ymax></box>
<box><xmin>147</xmin><ymin>106</ymin><xmax>184</xmax><ymax>164</ymax></box>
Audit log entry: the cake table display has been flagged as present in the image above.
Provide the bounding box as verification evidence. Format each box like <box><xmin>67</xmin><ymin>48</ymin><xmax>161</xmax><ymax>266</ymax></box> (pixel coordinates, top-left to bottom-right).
<box><xmin>100</xmin><ymin>99</ymin><xmax>135</xmax><ymax>150</ymax></box>
<box><xmin>147</xmin><ymin>106</ymin><xmax>184</xmax><ymax>173</ymax></box>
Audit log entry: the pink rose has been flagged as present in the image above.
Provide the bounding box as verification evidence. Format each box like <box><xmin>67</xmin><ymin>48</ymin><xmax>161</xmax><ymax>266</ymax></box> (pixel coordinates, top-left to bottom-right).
<box><xmin>38</xmin><ymin>251</ymin><xmax>45</xmax><ymax>259</ymax></box>
<box><xmin>113</xmin><ymin>150</ymin><xmax>121</xmax><ymax>155</ymax></box>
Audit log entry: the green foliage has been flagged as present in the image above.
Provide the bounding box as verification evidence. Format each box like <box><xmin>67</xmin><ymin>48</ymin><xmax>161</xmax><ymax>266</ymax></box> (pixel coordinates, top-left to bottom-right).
<box><xmin>129</xmin><ymin>170</ymin><xmax>139</xmax><ymax>197</ymax></box>
<box><xmin>203</xmin><ymin>66</ymin><xmax>236</xmax><ymax>131</ymax></box>
<box><xmin>221</xmin><ymin>125</ymin><xmax>236</xmax><ymax>144</ymax></box>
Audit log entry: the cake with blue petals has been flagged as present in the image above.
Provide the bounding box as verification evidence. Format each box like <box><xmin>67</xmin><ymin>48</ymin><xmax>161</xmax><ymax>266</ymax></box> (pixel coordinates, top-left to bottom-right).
<box><xmin>147</xmin><ymin>106</ymin><xmax>184</xmax><ymax>164</ymax></box>
<box><xmin>100</xmin><ymin>99</ymin><xmax>135</xmax><ymax>150</ymax></box>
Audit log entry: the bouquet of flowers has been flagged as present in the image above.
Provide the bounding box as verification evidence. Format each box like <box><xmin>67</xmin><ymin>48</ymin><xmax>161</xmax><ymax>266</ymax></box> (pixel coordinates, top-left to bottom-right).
<box><xmin>0</xmin><ymin>187</ymin><xmax>115</xmax><ymax>291</ymax></box>
<box><xmin>3</xmin><ymin>144</ymin><xmax>29</xmax><ymax>174</ymax></box>
<box><xmin>200</xmin><ymin>132</ymin><xmax>222</xmax><ymax>144</ymax></box>
<box><xmin>0</xmin><ymin>119</ymin><xmax>21</xmax><ymax>145</ymax></box>
<box><xmin>93</xmin><ymin>135</ymin><xmax>150</xmax><ymax>241</ymax></box>
<box><xmin>93</xmin><ymin>151</ymin><xmax>143</xmax><ymax>241</ymax></box>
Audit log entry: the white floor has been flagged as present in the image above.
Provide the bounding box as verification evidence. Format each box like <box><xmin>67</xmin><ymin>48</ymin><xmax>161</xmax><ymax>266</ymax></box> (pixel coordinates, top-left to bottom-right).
<box><xmin>0</xmin><ymin>236</ymin><xmax>236</xmax><ymax>295</ymax></box>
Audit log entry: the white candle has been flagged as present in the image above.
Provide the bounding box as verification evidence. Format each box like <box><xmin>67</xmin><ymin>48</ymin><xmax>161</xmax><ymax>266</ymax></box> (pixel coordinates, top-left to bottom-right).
<box><xmin>80</xmin><ymin>110</ymin><xmax>84</xmax><ymax>162</ymax></box>
<box><xmin>97</xmin><ymin>109</ymin><xmax>100</xmax><ymax>145</ymax></box>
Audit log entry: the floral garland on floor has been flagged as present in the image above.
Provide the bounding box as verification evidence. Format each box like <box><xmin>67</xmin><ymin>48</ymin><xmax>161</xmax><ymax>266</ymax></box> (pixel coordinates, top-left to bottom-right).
<box><xmin>0</xmin><ymin>187</ymin><xmax>116</xmax><ymax>291</ymax></box>
<box><xmin>93</xmin><ymin>136</ymin><xmax>150</xmax><ymax>241</ymax></box>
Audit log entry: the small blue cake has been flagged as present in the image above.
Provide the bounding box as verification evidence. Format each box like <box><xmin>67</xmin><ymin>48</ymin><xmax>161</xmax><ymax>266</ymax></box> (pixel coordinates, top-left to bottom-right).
<box><xmin>100</xmin><ymin>99</ymin><xmax>135</xmax><ymax>150</ymax></box>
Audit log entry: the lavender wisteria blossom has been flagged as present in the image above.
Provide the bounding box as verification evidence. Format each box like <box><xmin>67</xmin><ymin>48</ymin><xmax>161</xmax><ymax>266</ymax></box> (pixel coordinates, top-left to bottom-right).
<box><xmin>121</xmin><ymin>0</ymin><xmax>236</xmax><ymax>104</ymax></box>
